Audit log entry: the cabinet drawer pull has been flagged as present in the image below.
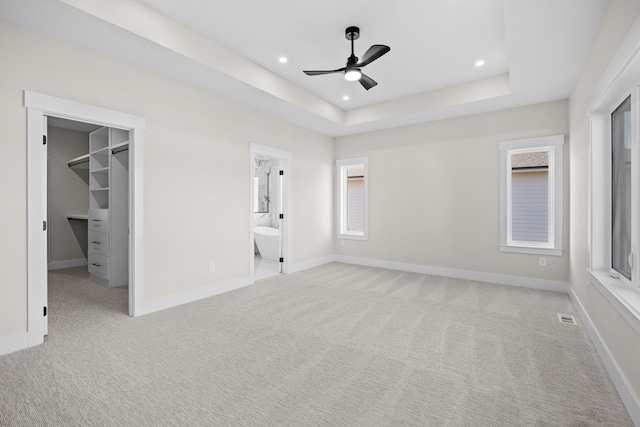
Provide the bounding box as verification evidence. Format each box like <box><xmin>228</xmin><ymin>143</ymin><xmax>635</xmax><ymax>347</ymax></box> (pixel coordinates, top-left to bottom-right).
<box><xmin>91</xmin><ymin>241</ymin><xmax>101</xmax><ymax>244</ymax></box>
<box><xmin>92</xmin><ymin>263</ymin><xmax>101</xmax><ymax>267</ymax></box>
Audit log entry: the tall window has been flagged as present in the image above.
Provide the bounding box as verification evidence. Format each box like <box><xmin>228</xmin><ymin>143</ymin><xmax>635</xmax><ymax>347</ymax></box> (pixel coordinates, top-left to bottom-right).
<box><xmin>499</xmin><ymin>135</ymin><xmax>564</xmax><ymax>256</ymax></box>
<box><xmin>590</xmin><ymin>81</ymin><xmax>640</xmax><ymax>292</ymax></box>
<box><xmin>611</xmin><ymin>96</ymin><xmax>632</xmax><ymax>280</ymax></box>
<box><xmin>337</xmin><ymin>157</ymin><xmax>368</xmax><ymax>239</ymax></box>
<box><xmin>587</xmin><ymin>21</ymin><xmax>640</xmax><ymax>326</ymax></box>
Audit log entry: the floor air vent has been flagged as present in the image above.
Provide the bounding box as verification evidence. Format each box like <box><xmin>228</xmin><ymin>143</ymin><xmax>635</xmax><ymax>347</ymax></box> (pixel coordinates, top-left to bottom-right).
<box><xmin>558</xmin><ymin>314</ymin><xmax>577</xmax><ymax>325</ymax></box>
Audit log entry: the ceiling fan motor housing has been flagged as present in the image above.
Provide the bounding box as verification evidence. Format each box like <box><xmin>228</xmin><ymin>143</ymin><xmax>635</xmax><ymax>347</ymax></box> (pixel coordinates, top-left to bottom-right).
<box><xmin>345</xmin><ymin>26</ymin><xmax>360</xmax><ymax>40</ymax></box>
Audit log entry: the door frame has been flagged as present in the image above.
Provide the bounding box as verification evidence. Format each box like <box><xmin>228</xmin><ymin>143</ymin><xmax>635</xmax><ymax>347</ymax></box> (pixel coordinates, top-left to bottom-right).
<box><xmin>249</xmin><ymin>143</ymin><xmax>292</xmax><ymax>280</ymax></box>
<box><xmin>25</xmin><ymin>91</ymin><xmax>145</xmax><ymax>347</ymax></box>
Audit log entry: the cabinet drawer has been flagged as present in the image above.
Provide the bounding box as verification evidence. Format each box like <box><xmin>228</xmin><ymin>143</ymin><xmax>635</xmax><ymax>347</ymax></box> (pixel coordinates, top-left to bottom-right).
<box><xmin>88</xmin><ymin>253</ymin><xmax>110</xmax><ymax>280</ymax></box>
<box><xmin>88</xmin><ymin>209</ymin><xmax>109</xmax><ymax>232</ymax></box>
<box><xmin>88</xmin><ymin>231</ymin><xmax>110</xmax><ymax>256</ymax></box>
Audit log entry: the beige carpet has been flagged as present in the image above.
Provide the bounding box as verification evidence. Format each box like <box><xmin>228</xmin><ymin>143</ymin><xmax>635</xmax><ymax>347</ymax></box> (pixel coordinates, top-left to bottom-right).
<box><xmin>0</xmin><ymin>263</ymin><xmax>633</xmax><ymax>426</ymax></box>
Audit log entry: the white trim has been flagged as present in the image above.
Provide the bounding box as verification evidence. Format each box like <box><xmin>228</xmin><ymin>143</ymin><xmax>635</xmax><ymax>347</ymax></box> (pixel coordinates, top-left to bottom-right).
<box><xmin>25</xmin><ymin>90</ymin><xmax>146</xmax><ymax>353</ymax></box>
<box><xmin>499</xmin><ymin>135</ymin><xmax>564</xmax><ymax>256</ymax></box>
<box><xmin>499</xmin><ymin>245</ymin><xmax>563</xmax><ymax>256</ymax></box>
<box><xmin>139</xmin><ymin>276</ymin><xmax>252</xmax><ymax>316</ymax></box>
<box><xmin>336</xmin><ymin>156</ymin><xmax>369</xmax><ymax>240</ymax></box>
<box><xmin>588</xmin><ymin>269</ymin><xmax>640</xmax><ymax>336</ymax></box>
<box><xmin>337</xmin><ymin>234</ymin><xmax>368</xmax><ymax>241</ymax></box>
<box><xmin>48</xmin><ymin>258</ymin><xmax>88</xmax><ymax>270</ymax></box>
<box><xmin>249</xmin><ymin>143</ymin><xmax>292</xmax><ymax>280</ymax></box>
<box><xmin>24</xmin><ymin>91</ymin><xmax>145</xmax><ymax>130</ymax></box>
<box><xmin>0</xmin><ymin>333</ymin><xmax>30</xmax><ymax>357</ymax></box>
<box><xmin>569</xmin><ymin>288</ymin><xmax>640</xmax><ymax>426</ymax></box>
<box><xmin>289</xmin><ymin>256</ymin><xmax>338</xmax><ymax>274</ymax></box>
<box><xmin>129</xmin><ymin>127</ymin><xmax>144</xmax><ymax>316</ymax></box>
<box><xmin>290</xmin><ymin>255</ymin><xmax>568</xmax><ymax>293</ymax></box>
<box><xmin>26</xmin><ymin>106</ymin><xmax>46</xmax><ymax>348</ymax></box>
<box><xmin>335</xmin><ymin>255</ymin><xmax>569</xmax><ymax>292</ymax></box>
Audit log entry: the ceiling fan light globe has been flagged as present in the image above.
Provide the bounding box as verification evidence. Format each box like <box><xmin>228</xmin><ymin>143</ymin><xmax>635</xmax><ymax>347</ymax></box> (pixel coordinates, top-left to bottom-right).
<box><xmin>345</xmin><ymin>69</ymin><xmax>362</xmax><ymax>81</ymax></box>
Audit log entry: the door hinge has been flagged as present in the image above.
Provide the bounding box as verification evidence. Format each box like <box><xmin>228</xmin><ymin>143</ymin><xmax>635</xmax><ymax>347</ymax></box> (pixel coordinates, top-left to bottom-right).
<box><xmin>279</xmin><ymin>170</ymin><xmax>284</xmax><ymax>176</ymax></box>
<box><xmin>43</xmin><ymin>306</ymin><xmax>47</xmax><ymax>316</ymax></box>
<box><xmin>43</xmin><ymin>221</ymin><xmax>47</xmax><ymax>231</ymax></box>
<box><xmin>43</xmin><ymin>135</ymin><xmax>46</xmax><ymax>145</ymax></box>
<box><xmin>279</xmin><ymin>214</ymin><xmax>284</xmax><ymax>219</ymax></box>
<box><xmin>279</xmin><ymin>257</ymin><xmax>284</xmax><ymax>263</ymax></box>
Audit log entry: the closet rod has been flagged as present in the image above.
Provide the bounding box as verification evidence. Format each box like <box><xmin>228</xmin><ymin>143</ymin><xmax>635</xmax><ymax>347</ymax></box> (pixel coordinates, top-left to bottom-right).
<box><xmin>67</xmin><ymin>156</ymin><xmax>89</xmax><ymax>168</ymax></box>
<box><xmin>112</xmin><ymin>146</ymin><xmax>129</xmax><ymax>155</ymax></box>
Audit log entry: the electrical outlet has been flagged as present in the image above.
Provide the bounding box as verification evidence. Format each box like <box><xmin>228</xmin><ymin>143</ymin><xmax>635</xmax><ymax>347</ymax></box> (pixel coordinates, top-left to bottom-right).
<box><xmin>538</xmin><ymin>257</ymin><xmax>547</xmax><ymax>267</ymax></box>
<box><xmin>208</xmin><ymin>261</ymin><xmax>215</xmax><ymax>271</ymax></box>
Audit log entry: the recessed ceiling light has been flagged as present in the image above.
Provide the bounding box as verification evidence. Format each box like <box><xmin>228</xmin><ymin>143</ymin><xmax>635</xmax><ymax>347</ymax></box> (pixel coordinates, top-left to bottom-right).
<box><xmin>475</xmin><ymin>59</ymin><xmax>485</xmax><ymax>67</ymax></box>
<box><xmin>342</xmin><ymin>95</ymin><xmax>350</xmax><ymax>101</ymax></box>
<box><xmin>278</xmin><ymin>56</ymin><xmax>288</xmax><ymax>64</ymax></box>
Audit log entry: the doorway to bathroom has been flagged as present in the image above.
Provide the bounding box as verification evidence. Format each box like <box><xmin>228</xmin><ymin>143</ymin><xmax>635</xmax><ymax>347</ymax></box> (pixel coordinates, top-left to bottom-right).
<box><xmin>249</xmin><ymin>143</ymin><xmax>292</xmax><ymax>281</ymax></box>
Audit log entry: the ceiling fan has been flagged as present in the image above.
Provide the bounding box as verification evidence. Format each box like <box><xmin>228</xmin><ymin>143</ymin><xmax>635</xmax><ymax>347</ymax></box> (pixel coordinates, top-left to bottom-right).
<box><xmin>303</xmin><ymin>26</ymin><xmax>390</xmax><ymax>90</ymax></box>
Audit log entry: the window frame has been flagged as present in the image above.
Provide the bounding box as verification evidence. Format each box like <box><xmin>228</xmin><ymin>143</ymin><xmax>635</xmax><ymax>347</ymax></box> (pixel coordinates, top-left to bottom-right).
<box><xmin>499</xmin><ymin>135</ymin><xmax>564</xmax><ymax>256</ymax></box>
<box><xmin>590</xmin><ymin>89</ymin><xmax>640</xmax><ymax>290</ymax></box>
<box><xmin>586</xmin><ymin>18</ymin><xmax>640</xmax><ymax>334</ymax></box>
<box><xmin>336</xmin><ymin>157</ymin><xmax>368</xmax><ymax>240</ymax></box>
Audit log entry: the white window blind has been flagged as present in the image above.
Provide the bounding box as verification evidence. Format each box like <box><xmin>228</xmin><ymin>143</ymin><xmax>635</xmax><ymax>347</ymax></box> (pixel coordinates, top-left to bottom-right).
<box><xmin>511</xmin><ymin>170</ymin><xmax>549</xmax><ymax>243</ymax></box>
<box><xmin>346</xmin><ymin>177</ymin><xmax>364</xmax><ymax>232</ymax></box>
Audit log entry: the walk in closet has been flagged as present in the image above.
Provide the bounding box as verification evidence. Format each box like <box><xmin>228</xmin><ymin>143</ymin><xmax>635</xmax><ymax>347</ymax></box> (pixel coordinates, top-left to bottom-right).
<box><xmin>59</xmin><ymin>123</ymin><xmax>130</xmax><ymax>287</ymax></box>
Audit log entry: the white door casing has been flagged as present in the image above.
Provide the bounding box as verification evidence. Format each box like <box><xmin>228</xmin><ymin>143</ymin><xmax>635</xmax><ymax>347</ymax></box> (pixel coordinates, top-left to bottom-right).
<box><xmin>249</xmin><ymin>143</ymin><xmax>292</xmax><ymax>280</ymax></box>
<box><xmin>25</xmin><ymin>91</ymin><xmax>145</xmax><ymax>347</ymax></box>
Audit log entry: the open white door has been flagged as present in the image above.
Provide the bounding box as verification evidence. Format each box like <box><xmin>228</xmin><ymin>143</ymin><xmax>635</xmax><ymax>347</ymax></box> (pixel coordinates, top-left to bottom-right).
<box><xmin>42</xmin><ymin>116</ymin><xmax>49</xmax><ymax>336</ymax></box>
<box><xmin>278</xmin><ymin>168</ymin><xmax>284</xmax><ymax>274</ymax></box>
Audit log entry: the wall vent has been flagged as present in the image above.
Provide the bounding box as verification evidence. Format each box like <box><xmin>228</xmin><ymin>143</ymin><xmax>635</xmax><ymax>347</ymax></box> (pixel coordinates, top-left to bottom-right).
<box><xmin>558</xmin><ymin>313</ymin><xmax>577</xmax><ymax>325</ymax></box>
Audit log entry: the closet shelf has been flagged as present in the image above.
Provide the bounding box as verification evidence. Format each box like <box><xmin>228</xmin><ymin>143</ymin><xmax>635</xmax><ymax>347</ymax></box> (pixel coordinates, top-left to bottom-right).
<box><xmin>111</xmin><ymin>141</ymin><xmax>129</xmax><ymax>154</ymax></box>
<box><xmin>67</xmin><ymin>154</ymin><xmax>89</xmax><ymax>168</ymax></box>
<box><xmin>66</xmin><ymin>214</ymin><xmax>88</xmax><ymax>220</ymax></box>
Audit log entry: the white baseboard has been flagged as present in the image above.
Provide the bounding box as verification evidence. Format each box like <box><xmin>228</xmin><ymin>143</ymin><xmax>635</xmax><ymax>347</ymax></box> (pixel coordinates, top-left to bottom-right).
<box><xmin>138</xmin><ymin>275</ymin><xmax>253</xmax><ymax>316</ymax></box>
<box><xmin>0</xmin><ymin>332</ymin><xmax>29</xmax><ymax>357</ymax></box>
<box><xmin>48</xmin><ymin>258</ymin><xmax>87</xmax><ymax>271</ymax></box>
<box><xmin>335</xmin><ymin>255</ymin><xmax>569</xmax><ymax>293</ymax></box>
<box><xmin>289</xmin><ymin>256</ymin><xmax>337</xmax><ymax>274</ymax></box>
<box><xmin>569</xmin><ymin>289</ymin><xmax>640</xmax><ymax>426</ymax></box>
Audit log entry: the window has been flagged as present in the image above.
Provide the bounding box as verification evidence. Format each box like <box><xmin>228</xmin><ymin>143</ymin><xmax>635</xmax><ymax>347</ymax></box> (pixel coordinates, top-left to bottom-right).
<box><xmin>499</xmin><ymin>135</ymin><xmax>564</xmax><ymax>256</ymax></box>
<box><xmin>337</xmin><ymin>157</ymin><xmax>368</xmax><ymax>239</ymax></box>
<box><xmin>611</xmin><ymin>96</ymin><xmax>632</xmax><ymax>281</ymax></box>
<box><xmin>592</xmin><ymin>93</ymin><xmax>638</xmax><ymax>289</ymax></box>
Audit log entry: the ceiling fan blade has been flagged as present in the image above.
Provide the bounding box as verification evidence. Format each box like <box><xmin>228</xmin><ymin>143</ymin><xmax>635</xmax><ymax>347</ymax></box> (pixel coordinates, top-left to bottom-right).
<box><xmin>303</xmin><ymin>68</ymin><xmax>345</xmax><ymax>76</ymax></box>
<box><xmin>359</xmin><ymin>73</ymin><xmax>378</xmax><ymax>90</ymax></box>
<box><xmin>357</xmin><ymin>45</ymin><xmax>390</xmax><ymax>67</ymax></box>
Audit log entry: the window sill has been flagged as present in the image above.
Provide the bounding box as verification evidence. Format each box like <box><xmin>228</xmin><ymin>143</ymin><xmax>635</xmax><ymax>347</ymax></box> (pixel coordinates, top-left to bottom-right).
<box><xmin>499</xmin><ymin>244</ymin><xmax>563</xmax><ymax>256</ymax></box>
<box><xmin>338</xmin><ymin>233</ymin><xmax>368</xmax><ymax>241</ymax></box>
<box><xmin>587</xmin><ymin>269</ymin><xmax>640</xmax><ymax>336</ymax></box>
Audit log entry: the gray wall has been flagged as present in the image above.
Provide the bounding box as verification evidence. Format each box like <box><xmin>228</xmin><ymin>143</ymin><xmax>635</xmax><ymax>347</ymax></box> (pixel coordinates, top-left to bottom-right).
<box><xmin>0</xmin><ymin>19</ymin><xmax>334</xmax><ymax>335</ymax></box>
<box><xmin>335</xmin><ymin>100</ymin><xmax>569</xmax><ymax>282</ymax></box>
<box><xmin>48</xmin><ymin>126</ymin><xmax>89</xmax><ymax>266</ymax></box>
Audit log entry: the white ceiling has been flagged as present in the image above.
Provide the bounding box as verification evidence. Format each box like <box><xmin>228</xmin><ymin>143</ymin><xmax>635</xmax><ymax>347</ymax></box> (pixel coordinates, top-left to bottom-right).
<box><xmin>0</xmin><ymin>0</ymin><xmax>607</xmax><ymax>137</ymax></box>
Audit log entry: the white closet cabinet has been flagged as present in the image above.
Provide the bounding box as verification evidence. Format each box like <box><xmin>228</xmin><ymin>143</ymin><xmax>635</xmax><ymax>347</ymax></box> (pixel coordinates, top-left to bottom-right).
<box><xmin>87</xmin><ymin>127</ymin><xmax>129</xmax><ymax>287</ymax></box>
